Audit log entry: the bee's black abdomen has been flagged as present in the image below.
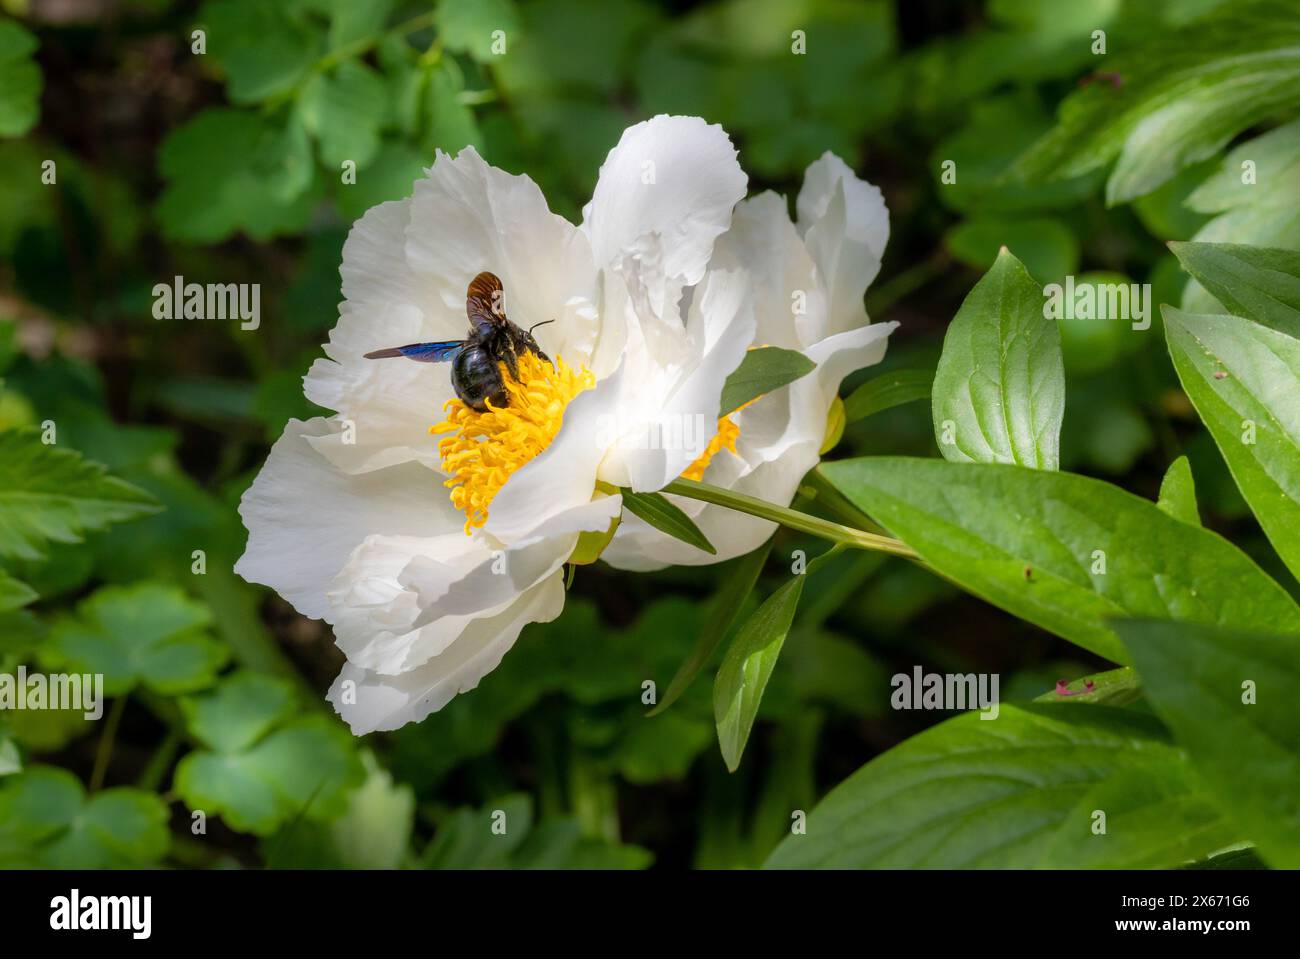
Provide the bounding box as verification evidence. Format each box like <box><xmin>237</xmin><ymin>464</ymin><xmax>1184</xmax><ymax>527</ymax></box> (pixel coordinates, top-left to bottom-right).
<box><xmin>452</xmin><ymin>345</ymin><xmax>507</xmax><ymax>412</ymax></box>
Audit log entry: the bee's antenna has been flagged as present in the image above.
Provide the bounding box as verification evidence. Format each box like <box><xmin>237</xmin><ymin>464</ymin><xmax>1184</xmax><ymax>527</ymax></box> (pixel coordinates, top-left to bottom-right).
<box><xmin>528</xmin><ymin>319</ymin><xmax>556</xmax><ymax>335</ymax></box>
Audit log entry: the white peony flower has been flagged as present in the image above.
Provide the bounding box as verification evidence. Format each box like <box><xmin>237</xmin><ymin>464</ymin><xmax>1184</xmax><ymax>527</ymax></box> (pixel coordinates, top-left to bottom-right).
<box><xmin>236</xmin><ymin>116</ymin><xmax>756</xmax><ymax>734</ymax></box>
<box><xmin>601</xmin><ymin>153</ymin><xmax>899</xmax><ymax>571</ymax></box>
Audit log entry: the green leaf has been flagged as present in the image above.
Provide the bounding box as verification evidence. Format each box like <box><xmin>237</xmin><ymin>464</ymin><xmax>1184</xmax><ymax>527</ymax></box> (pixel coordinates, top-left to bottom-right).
<box><xmin>327</xmin><ymin>751</ymin><xmax>414</xmax><ymax>869</ymax></box>
<box><xmin>1157</xmin><ymin>455</ymin><xmax>1201</xmax><ymax>526</ymax></box>
<box><xmin>0</xmin><ymin>429</ymin><xmax>159</xmax><ymax>562</ymax></box>
<box><xmin>422</xmin><ymin>793</ymin><xmax>650</xmax><ymax>869</ymax></box>
<box><xmin>843</xmin><ymin>368</ymin><xmax>933</xmax><ymax>423</ymax></box>
<box><xmin>1116</xmin><ymin>619</ymin><xmax>1300</xmax><ymax>868</ymax></box>
<box><xmin>300</xmin><ymin>60</ymin><xmax>388</xmax><ymax>169</ymax></box>
<box><xmin>175</xmin><ymin>672</ymin><xmax>363</xmax><ymax>835</ymax></box>
<box><xmin>649</xmin><ymin>538</ymin><xmax>771</xmax><ymax>717</ymax></box>
<box><xmin>199</xmin><ymin>0</ymin><xmax>323</xmax><ymax>103</ymax></box>
<box><xmin>713</xmin><ymin>555</ymin><xmax>818</xmax><ymax>772</ymax></box>
<box><xmin>1013</xmin><ymin>0</ymin><xmax>1300</xmax><ymax>203</ymax></box>
<box><xmin>766</xmin><ymin>704</ymin><xmax>1231</xmax><ymax>868</ymax></box>
<box><xmin>436</xmin><ymin>0</ymin><xmax>520</xmax><ymax>61</ymax></box>
<box><xmin>0</xmin><ymin>570</ymin><xmax>36</xmax><ymax>612</ymax></box>
<box><xmin>932</xmin><ymin>248</ymin><xmax>1065</xmax><ymax>469</ymax></box>
<box><xmin>718</xmin><ymin>346</ymin><xmax>816</xmax><ymax>416</ymax></box>
<box><xmin>157</xmin><ymin>108</ymin><xmax>321</xmax><ymax>243</ymax></box>
<box><xmin>45</xmin><ymin>583</ymin><xmax>227</xmax><ymax>696</ymax></box>
<box><xmin>820</xmin><ymin>457</ymin><xmax>1300</xmax><ymax>664</ymax></box>
<box><xmin>0</xmin><ymin>18</ymin><xmax>41</xmax><ymax>137</ymax></box>
<box><xmin>425</xmin><ymin>63</ymin><xmax>482</xmax><ymax>154</ymax></box>
<box><xmin>0</xmin><ymin>732</ymin><xmax>20</xmax><ymax>777</ymax></box>
<box><xmin>0</xmin><ymin>766</ymin><xmax>169</xmax><ymax>868</ymax></box>
<box><xmin>1164</xmin><ymin>307</ymin><xmax>1300</xmax><ymax>582</ymax></box>
<box><xmin>1170</xmin><ymin>242</ymin><xmax>1300</xmax><ymax>338</ymax></box>
<box><xmin>619</xmin><ymin>489</ymin><xmax>716</xmax><ymax>555</ymax></box>
<box><xmin>334</xmin><ymin>140</ymin><xmax>425</xmax><ymax>220</ymax></box>
<box><xmin>1033</xmin><ymin>666</ymin><xmax>1142</xmax><ymax>707</ymax></box>
<box><xmin>1038</xmin><ymin>759</ymin><xmax>1244</xmax><ymax>869</ymax></box>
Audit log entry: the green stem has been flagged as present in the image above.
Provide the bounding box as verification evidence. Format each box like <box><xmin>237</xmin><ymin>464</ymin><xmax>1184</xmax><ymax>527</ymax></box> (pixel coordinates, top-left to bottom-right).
<box><xmin>89</xmin><ymin>695</ymin><xmax>127</xmax><ymax>792</ymax></box>
<box><xmin>137</xmin><ymin>726</ymin><xmax>183</xmax><ymax>793</ymax></box>
<box><xmin>663</xmin><ymin>477</ymin><xmax>918</xmax><ymax>560</ymax></box>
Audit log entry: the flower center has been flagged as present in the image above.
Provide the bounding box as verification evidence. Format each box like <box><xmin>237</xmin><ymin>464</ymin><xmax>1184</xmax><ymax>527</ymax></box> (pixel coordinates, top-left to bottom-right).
<box><xmin>432</xmin><ymin>351</ymin><xmax>594</xmax><ymax>534</ymax></box>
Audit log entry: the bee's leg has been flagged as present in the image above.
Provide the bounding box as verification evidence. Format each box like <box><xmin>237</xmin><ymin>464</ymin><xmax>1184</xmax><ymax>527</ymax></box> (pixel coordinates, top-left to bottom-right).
<box><xmin>503</xmin><ymin>347</ymin><xmax>521</xmax><ymax>384</ymax></box>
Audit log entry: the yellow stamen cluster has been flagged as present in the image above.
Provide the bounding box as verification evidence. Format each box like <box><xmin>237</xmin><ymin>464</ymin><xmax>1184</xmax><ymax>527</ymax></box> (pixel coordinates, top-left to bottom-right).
<box><xmin>432</xmin><ymin>351</ymin><xmax>594</xmax><ymax>534</ymax></box>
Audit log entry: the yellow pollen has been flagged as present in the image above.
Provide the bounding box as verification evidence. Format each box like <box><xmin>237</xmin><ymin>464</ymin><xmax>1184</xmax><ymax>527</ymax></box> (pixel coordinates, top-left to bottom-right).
<box><xmin>431</xmin><ymin>351</ymin><xmax>593</xmax><ymax>534</ymax></box>
<box><xmin>681</xmin><ymin>400</ymin><xmax>753</xmax><ymax>482</ymax></box>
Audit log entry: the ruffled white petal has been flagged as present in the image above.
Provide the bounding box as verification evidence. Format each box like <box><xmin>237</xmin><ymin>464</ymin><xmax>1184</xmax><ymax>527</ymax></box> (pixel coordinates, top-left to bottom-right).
<box><xmin>797</xmin><ymin>153</ymin><xmax>890</xmax><ymax>337</ymax></box>
<box><xmin>235</xmin><ymin>418</ymin><xmax>459</xmax><ymax>621</ymax></box>
<box><xmin>583</xmin><ymin>115</ymin><xmax>746</xmax><ymax>285</ymax></box>
<box><xmin>326</xmin><ymin>575</ymin><xmax>565</xmax><ymax>735</ymax></box>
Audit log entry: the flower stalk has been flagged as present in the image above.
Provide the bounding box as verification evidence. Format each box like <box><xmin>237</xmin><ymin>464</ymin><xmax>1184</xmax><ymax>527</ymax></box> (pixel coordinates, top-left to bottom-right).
<box><xmin>663</xmin><ymin>477</ymin><xmax>918</xmax><ymax>559</ymax></box>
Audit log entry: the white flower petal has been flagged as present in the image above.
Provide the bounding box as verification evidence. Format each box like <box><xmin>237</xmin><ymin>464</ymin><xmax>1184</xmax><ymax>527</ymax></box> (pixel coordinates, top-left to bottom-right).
<box><xmin>599</xmin><ymin>268</ymin><xmax>756</xmax><ymax>491</ymax></box>
<box><xmin>326</xmin><ymin>575</ymin><xmax>565</xmax><ymax>735</ymax></box>
<box><xmin>602</xmin><ymin>322</ymin><xmax>897</xmax><ymax>568</ymax></box>
<box><xmin>405</xmin><ymin>146</ymin><xmax>598</xmax><ymax>365</ymax></box>
<box><xmin>712</xmin><ymin>191</ymin><xmax>826</xmax><ymax>348</ymax></box>
<box><xmin>583</xmin><ymin>115</ymin><xmax>746</xmax><ymax>284</ymax></box>
<box><xmin>235</xmin><ymin>418</ymin><xmax>458</xmax><ymax>621</ymax></box>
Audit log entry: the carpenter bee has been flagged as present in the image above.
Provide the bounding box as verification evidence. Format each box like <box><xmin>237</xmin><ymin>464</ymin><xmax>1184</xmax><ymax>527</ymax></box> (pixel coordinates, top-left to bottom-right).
<box><xmin>364</xmin><ymin>272</ymin><xmax>552</xmax><ymax>412</ymax></box>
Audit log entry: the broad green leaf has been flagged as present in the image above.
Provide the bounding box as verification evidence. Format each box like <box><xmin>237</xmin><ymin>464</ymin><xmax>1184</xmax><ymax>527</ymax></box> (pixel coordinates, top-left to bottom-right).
<box><xmin>1164</xmin><ymin>308</ymin><xmax>1300</xmax><ymax>582</ymax></box>
<box><xmin>425</xmin><ymin>63</ymin><xmax>482</xmax><ymax>154</ymax></box>
<box><xmin>156</xmin><ymin>108</ymin><xmax>321</xmax><ymax>243</ymax></box>
<box><xmin>1038</xmin><ymin>759</ymin><xmax>1243</xmax><ymax>868</ymax></box>
<box><xmin>328</xmin><ymin>752</ymin><xmax>414</xmax><ymax>870</ymax></box>
<box><xmin>1186</xmin><ymin>118</ymin><xmax>1300</xmax><ymax>216</ymax></box>
<box><xmin>932</xmin><ymin>248</ymin><xmax>1064</xmax><ymax>469</ymax></box>
<box><xmin>0</xmin><ymin>570</ymin><xmax>35</xmax><ymax>612</ymax></box>
<box><xmin>436</xmin><ymin>0</ymin><xmax>521</xmax><ymax>61</ymax></box>
<box><xmin>619</xmin><ymin>489</ymin><xmax>716</xmax><ymax>555</ymax></box>
<box><xmin>719</xmin><ymin>346</ymin><xmax>816</xmax><ymax>416</ymax></box>
<box><xmin>0</xmin><ymin>767</ymin><xmax>168</xmax><ymax>868</ymax></box>
<box><xmin>45</xmin><ymin>584</ymin><xmax>227</xmax><ymax>696</ymax></box>
<box><xmin>175</xmin><ymin>672</ymin><xmax>362</xmax><ymax>835</ymax></box>
<box><xmin>649</xmin><ymin>538</ymin><xmax>771</xmax><ymax>717</ymax></box>
<box><xmin>1157</xmin><ymin>455</ymin><xmax>1201</xmax><ymax>526</ymax></box>
<box><xmin>1182</xmin><ymin>122</ymin><xmax>1300</xmax><ymax>312</ymax></box>
<box><xmin>1116</xmin><ymin>620</ymin><xmax>1300</xmax><ymax>868</ymax></box>
<box><xmin>1033</xmin><ymin>666</ymin><xmax>1142</xmax><ymax>707</ymax></box>
<box><xmin>713</xmin><ymin>571</ymin><xmax>806</xmax><ymax>771</ymax></box>
<box><xmin>765</xmin><ymin>704</ymin><xmax>1224</xmax><ymax>868</ymax></box>
<box><xmin>180</xmin><ymin>671</ymin><xmax>297</xmax><ymax>754</ymax></box>
<box><xmin>302</xmin><ymin>0</ymin><xmax>396</xmax><ymax>51</ymax></box>
<box><xmin>843</xmin><ymin>368</ymin><xmax>932</xmax><ymax>423</ymax></box>
<box><xmin>300</xmin><ymin>60</ymin><xmax>388</xmax><ymax>169</ymax></box>
<box><xmin>820</xmin><ymin>457</ymin><xmax>1300</xmax><ymax>664</ymax></box>
<box><xmin>199</xmin><ymin>0</ymin><xmax>323</xmax><ymax>103</ymax></box>
<box><xmin>0</xmin><ymin>18</ymin><xmax>41</xmax><ymax>137</ymax></box>
<box><xmin>1169</xmin><ymin>242</ymin><xmax>1300</xmax><ymax>338</ymax></box>
<box><xmin>1013</xmin><ymin>0</ymin><xmax>1300</xmax><ymax>203</ymax></box>
<box><xmin>0</xmin><ymin>429</ymin><xmax>159</xmax><ymax>562</ymax></box>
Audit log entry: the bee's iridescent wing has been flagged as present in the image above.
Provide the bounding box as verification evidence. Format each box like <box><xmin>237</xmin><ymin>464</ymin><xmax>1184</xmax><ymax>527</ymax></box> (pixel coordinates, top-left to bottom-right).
<box><xmin>364</xmin><ymin>341</ymin><xmax>465</xmax><ymax>362</ymax></box>
<box><xmin>466</xmin><ymin>271</ymin><xmax>507</xmax><ymax>334</ymax></box>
